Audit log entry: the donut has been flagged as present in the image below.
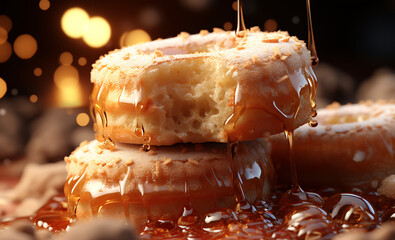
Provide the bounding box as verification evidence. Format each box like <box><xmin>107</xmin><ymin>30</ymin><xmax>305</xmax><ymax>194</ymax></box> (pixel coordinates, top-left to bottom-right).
<box><xmin>64</xmin><ymin>139</ymin><xmax>274</xmax><ymax>229</ymax></box>
<box><xmin>91</xmin><ymin>27</ymin><xmax>316</xmax><ymax>145</ymax></box>
<box><xmin>270</xmin><ymin>101</ymin><xmax>395</xmax><ymax>190</ymax></box>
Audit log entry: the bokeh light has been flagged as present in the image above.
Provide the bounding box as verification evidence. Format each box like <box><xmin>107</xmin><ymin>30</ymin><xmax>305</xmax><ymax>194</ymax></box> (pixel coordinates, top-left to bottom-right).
<box><xmin>0</xmin><ymin>15</ymin><xmax>12</xmax><ymax>33</ymax></box>
<box><xmin>33</xmin><ymin>67</ymin><xmax>42</xmax><ymax>77</ymax></box>
<box><xmin>10</xmin><ymin>88</ymin><xmax>18</xmax><ymax>96</ymax></box>
<box><xmin>54</xmin><ymin>65</ymin><xmax>79</xmax><ymax>88</ymax></box>
<box><xmin>120</xmin><ymin>29</ymin><xmax>151</xmax><ymax>47</ymax></box>
<box><xmin>39</xmin><ymin>0</ymin><xmax>50</xmax><ymax>11</ymax></box>
<box><xmin>13</xmin><ymin>34</ymin><xmax>38</xmax><ymax>59</ymax></box>
<box><xmin>59</xmin><ymin>51</ymin><xmax>73</xmax><ymax>65</ymax></box>
<box><xmin>0</xmin><ymin>78</ymin><xmax>7</xmax><ymax>99</ymax></box>
<box><xmin>232</xmin><ymin>1</ymin><xmax>238</xmax><ymax>11</ymax></box>
<box><xmin>181</xmin><ymin>0</ymin><xmax>211</xmax><ymax>11</ymax></box>
<box><xmin>223</xmin><ymin>21</ymin><xmax>233</xmax><ymax>31</ymax></box>
<box><xmin>54</xmin><ymin>64</ymin><xmax>83</xmax><ymax>107</ymax></box>
<box><xmin>78</xmin><ymin>57</ymin><xmax>87</xmax><ymax>66</ymax></box>
<box><xmin>139</xmin><ymin>8</ymin><xmax>160</xmax><ymax>28</ymax></box>
<box><xmin>61</xmin><ymin>8</ymin><xmax>90</xmax><ymax>39</ymax></box>
<box><xmin>30</xmin><ymin>94</ymin><xmax>38</xmax><ymax>103</ymax></box>
<box><xmin>76</xmin><ymin>113</ymin><xmax>90</xmax><ymax>126</ymax></box>
<box><xmin>264</xmin><ymin>19</ymin><xmax>278</xmax><ymax>32</ymax></box>
<box><xmin>82</xmin><ymin>16</ymin><xmax>111</xmax><ymax>48</ymax></box>
<box><xmin>0</xmin><ymin>41</ymin><xmax>12</xmax><ymax>63</ymax></box>
<box><xmin>56</xmin><ymin>82</ymin><xmax>83</xmax><ymax>107</ymax></box>
<box><xmin>0</xmin><ymin>27</ymin><xmax>7</xmax><ymax>45</ymax></box>
<box><xmin>292</xmin><ymin>16</ymin><xmax>300</xmax><ymax>24</ymax></box>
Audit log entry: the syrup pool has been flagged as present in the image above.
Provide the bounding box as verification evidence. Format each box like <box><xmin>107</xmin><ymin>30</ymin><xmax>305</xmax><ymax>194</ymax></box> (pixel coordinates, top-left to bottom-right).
<box><xmin>1</xmin><ymin>188</ymin><xmax>394</xmax><ymax>239</ymax></box>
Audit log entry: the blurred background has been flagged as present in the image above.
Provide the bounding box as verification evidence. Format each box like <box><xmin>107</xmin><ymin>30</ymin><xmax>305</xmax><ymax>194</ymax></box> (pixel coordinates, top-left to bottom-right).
<box><xmin>0</xmin><ymin>0</ymin><xmax>394</xmax><ymax>172</ymax></box>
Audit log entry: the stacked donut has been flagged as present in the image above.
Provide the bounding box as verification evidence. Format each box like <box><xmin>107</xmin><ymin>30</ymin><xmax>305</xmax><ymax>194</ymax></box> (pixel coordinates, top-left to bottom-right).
<box><xmin>64</xmin><ymin>27</ymin><xmax>317</xmax><ymax>229</ymax></box>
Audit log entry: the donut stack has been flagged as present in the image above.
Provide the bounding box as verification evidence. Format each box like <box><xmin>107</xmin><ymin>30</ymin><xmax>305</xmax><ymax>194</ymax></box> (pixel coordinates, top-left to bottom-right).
<box><xmin>64</xmin><ymin>27</ymin><xmax>316</xmax><ymax>229</ymax></box>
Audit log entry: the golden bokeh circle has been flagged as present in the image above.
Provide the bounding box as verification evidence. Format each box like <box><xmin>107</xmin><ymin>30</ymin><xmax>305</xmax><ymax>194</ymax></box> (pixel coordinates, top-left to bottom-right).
<box><xmin>59</xmin><ymin>51</ymin><xmax>73</xmax><ymax>65</ymax></box>
<box><xmin>39</xmin><ymin>0</ymin><xmax>50</xmax><ymax>11</ymax></box>
<box><xmin>223</xmin><ymin>22</ymin><xmax>233</xmax><ymax>31</ymax></box>
<box><xmin>78</xmin><ymin>57</ymin><xmax>87</xmax><ymax>66</ymax></box>
<box><xmin>30</xmin><ymin>94</ymin><xmax>38</xmax><ymax>103</ymax></box>
<box><xmin>0</xmin><ymin>27</ymin><xmax>7</xmax><ymax>45</ymax></box>
<box><xmin>54</xmin><ymin>65</ymin><xmax>79</xmax><ymax>88</ymax></box>
<box><xmin>0</xmin><ymin>78</ymin><xmax>7</xmax><ymax>99</ymax></box>
<box><xmin>120</xmin><ymin>29</ymin><xmax>151</xmax><ymax>48</ymax></box>
<box><xmin>0</xmin><ymin>41</ymin><xmax>12</xmax><ymax>63</ymax></box>
<box><xmin>34</xmin><ymin>67</ymin><xmax>43</xmax><ymax>77</ymax></box>
<box><xmin>76</xmin><ymin>113</ymin><xmax>90</xmax><ymax>126</ymax></box>
<box><xmin>61</xmin><ymin>8</ymin><xmax>90</xmax><ymax>39</ymax></box>
<box><xmin>82</xmin><ymin>16</ymin><xmax>111</xmax><ymax>48</ymax></box>
<box><xmin>232</xmin><ymin>1</ymin><xmax>238</xmax><ymax>11</ymax></box>
<box><xmin>264</xmin><ymin>19</ymin><xmax>278</xmax><ymax>32</ymax></box>
<box><xmin>0</xmin><ymin>15</ymin><xmax>12</xmax><ymax>33</ymax></box>
<box><xmin>14</xmin><ymin>34</ymin><xmax>38</xmax><ymax>59</ymax></box>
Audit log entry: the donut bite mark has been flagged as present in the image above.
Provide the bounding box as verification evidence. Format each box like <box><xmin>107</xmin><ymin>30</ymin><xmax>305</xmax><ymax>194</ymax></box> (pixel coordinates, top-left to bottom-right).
<box><xmin>91</xmin><ymin>28</ymin><xmax>316</xmax><ymax>145</ymax></box>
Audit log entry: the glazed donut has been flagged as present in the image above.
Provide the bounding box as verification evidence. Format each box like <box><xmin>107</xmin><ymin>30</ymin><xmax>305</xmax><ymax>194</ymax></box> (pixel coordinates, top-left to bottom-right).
<box><xmin>64</xmin><ymin>139</ymin><xmax>274</xmax><ymax>229</ymax></box>
<box><xmin>270</xmin><ymin>101</ymin><xmax>395</xmax><ymax>190</ymax></box>
<box><xmin>91</xmin><ymin>27</ymin><xmax>316</xmax><ymax>145</ymax></box>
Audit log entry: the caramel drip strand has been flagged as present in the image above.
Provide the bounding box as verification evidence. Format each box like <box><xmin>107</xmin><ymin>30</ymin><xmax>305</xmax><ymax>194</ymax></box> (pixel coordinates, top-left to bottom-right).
<box><xmin>284</xmin><ymin>130</ymin><xmax>300</xmax><ymax>192</ymax></box>
<box><xmin>306</xmin><ymin>0</ymin><xmax>319</xmax><ymax>65</ymax></box>
<box><xmin>236</xmin><ymin>0</ymin><xmax>247</xmax><ymax>38</ymax></box>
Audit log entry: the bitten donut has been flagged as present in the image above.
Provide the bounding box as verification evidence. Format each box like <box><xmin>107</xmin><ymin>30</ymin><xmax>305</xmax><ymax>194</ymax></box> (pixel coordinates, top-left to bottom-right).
<box><xmin>91</xmin><ymin>27</ymin><xmax>316</xmax><ymax>145</ymax></box>
<box><xmin>270</xmin><ymin>101</ymin><xmax>395</xmax><ymax>190</ymax></box>
<box><xmin>64</xmin><ymin>139</ymin><xmax>274</xmax><ymax>229</ymax></box>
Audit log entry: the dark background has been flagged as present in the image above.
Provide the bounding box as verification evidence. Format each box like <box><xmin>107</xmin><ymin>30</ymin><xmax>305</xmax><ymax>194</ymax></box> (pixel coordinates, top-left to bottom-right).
<box><xmin>1</xmin><ymin>0</ymin><xmax>395</xmax><ymax>105</ymax></box>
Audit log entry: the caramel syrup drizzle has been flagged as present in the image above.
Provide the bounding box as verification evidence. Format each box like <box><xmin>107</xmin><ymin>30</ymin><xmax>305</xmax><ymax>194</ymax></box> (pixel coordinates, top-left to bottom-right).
<box><xmin>90</xmin><ymin>85</ymin><xmax>115</xmax><ymax>149</ymax></box>
<box><xmin>236</xmin><ymin>0</ymin><xmax>247</xmax><ymax>38</ymax></box>
<box><xmin>284</xmin><ymin>130</ymin><xmax>300</xmax><ymax>191</ymax></box>
<box><xmin>119</xmin><ymin>166</ymin><xmax>132</xmax><ymax>221</ymax></box>
<box><xmin>91</xmin><ymin>82</ymin><xmax>151</xmax><ymax>151</ymax></box>
<box><xmin>306</xmin><ymin>0</ymin><xmax>319</xmax><ymax>66</ymax></box>
<box><xmin>228</xmin><ymin>0</ymin><xmax>319</xmax><ymax>206</ymax></box>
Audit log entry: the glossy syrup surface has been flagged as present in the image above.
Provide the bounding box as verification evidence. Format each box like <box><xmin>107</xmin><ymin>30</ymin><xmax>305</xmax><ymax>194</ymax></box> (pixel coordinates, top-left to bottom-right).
<box><xmin>134</xmin><ymin>189</ymin><xmax>395</xmax><ymax>239</ymax></box>
<box><xmin>91</xmin><ymin>82</ymin><xmax>152</xmax><ymax>151</ymax></box>
<box><xmin>1</xmin><ymin>188</ymin><xmax>393</xmax><ymax>239</ymax></box>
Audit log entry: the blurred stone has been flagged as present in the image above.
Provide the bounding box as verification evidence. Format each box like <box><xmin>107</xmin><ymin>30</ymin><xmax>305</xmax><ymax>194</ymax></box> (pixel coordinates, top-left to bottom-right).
<box><xmin>378</xmin><ymin>175</ymin><xmax>395</xmax><ymax>199</ymax></box>
<box><xmin>0</xmin><ymin>220</ymin><xmax>36</xmax><ymax>240</ymax></box>
<box><xmin>0</xmin><ymin>100</ymin><xmax>23</xmax><ymax>159</ymax></box>
<box><xmin>55</xmin><ymin>218</ymin><xmax>138</xmax><ymax>240</ymax></box>
<box><xmin>26</xmin><ymin>108</ymin><xmax>78</xmax><ymax>163</ymax></box>
<box><xmin>4</xmin><ymin>162</ymin><xmax>66</xmax><ymax>202</ymax></box>
<box><xmin>0</xmin><ymin>162</ymin><xmax>66</xmax><ymax>217</ymax></box>
<box><xmin>70</xmin><ymin>127</ymin><xmax>94</xmax><ymax>149</ymax></box>
<box><xmin>13</xmin><ymin>97</ymin><xmax>42</xmax><ymax>120</ymax></box>
<box><xmin>373</xmin><ymin>223</ymin><xmax>395</xmax><ymax>240</ymax></box>
<box><xmin>357</xmin><ymin>68</ymin><xmax>395</xmax><ymax>101</ymax></box>
<box><xmin>0</xmin><ymin>230</ymin><xmax>35</xmax><ymax>240</ymax></box>
<box><xmin>10</xmin><ymin>219</ymin><xmax>36</xmax><ymax>236</ymax></box>
<box><xmin>334</xmin><ymin>222</ymin><xmax>395</xmax><ymax>240</ymax></box>
<box><xmin>333</xmin><ymin>230</ymin><xmax>368</xmax><ymax>240</ymax></box>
